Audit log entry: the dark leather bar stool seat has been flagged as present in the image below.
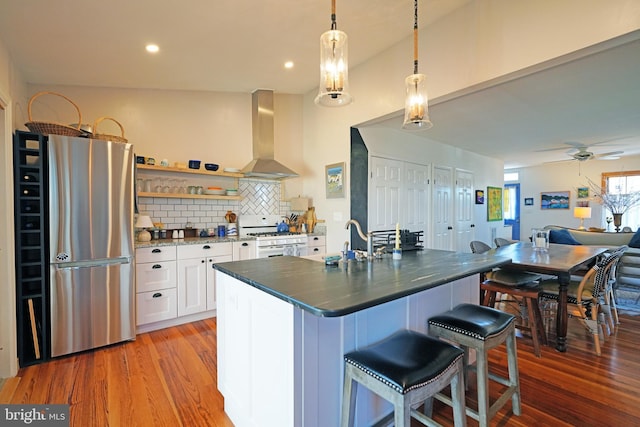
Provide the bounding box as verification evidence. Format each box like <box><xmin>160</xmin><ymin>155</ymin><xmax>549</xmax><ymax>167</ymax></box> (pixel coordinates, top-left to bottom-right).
<box><xmin>341</xmin><ymin>330</ymin><xmax>467</xmax><ymax>427</ymax></box>
<box><xmin>428</xmin><ymin>304</ymin><xmax>520</xmax><ymax>427</ymax></box>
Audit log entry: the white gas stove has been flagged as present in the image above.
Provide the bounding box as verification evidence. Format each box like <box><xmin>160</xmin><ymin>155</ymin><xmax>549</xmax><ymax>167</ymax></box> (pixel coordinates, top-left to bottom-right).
<box><xmin>239</xmin><ymin>215</ymin><xmax>308</xmax><ymax>258</ymax></box>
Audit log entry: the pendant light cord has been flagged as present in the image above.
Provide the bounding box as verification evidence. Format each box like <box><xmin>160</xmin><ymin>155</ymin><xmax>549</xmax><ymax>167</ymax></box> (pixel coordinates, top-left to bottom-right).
<box><xmin>331</xmin><ymin>0</ymin><xmax>337</xmax><ymax>30</ymax></box>
<box><xmin>413</xmin><ymin>0</ymin><xmax>419</xmax><ymax>74</ymax></box>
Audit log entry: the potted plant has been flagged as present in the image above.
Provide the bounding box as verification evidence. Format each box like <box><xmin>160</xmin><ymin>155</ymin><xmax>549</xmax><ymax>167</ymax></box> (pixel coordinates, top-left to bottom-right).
<box><xmin>585</xmin><ymin>178</ymin><xmax>640</xmax><ymax>232</ymax></box>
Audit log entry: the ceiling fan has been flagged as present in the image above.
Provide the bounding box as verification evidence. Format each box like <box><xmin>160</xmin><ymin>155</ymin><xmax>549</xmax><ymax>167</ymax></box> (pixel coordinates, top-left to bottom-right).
<box><xmin>540</xmin><ymin>140</ymin><xmax>625</xmax><ymax>163</ymax></box>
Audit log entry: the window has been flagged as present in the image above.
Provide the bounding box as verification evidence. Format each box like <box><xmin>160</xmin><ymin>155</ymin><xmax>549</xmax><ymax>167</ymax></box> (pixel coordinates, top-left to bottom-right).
<box><xmin>504</xmin><ymin>172</ymin><xmax>519</xmax><ymax>182</ymax></box>
<box><xmin>602</xmin><ymin>171</ymin><xmax>640</xmax><ymax>231</ymax></box>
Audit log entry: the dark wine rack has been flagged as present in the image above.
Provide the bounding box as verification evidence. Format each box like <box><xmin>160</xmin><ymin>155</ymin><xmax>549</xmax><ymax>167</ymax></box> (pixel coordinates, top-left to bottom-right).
<box><xmin>13</xmin><ymin>131</ymin><xmax>49</xmax><ymax>366</ymax></box>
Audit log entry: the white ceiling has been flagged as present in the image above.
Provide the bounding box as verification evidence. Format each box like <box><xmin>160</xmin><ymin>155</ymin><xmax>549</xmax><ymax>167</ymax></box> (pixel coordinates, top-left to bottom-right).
<box><xmin>0</xmin><ymin>0</ymin><xmax>470</xmax><ymax>94</ymax></box>
<box><xmin>369</xmin><ymin>31</ymin><xmax>640</xmax><ymax>169</ymax></box>
<box><xmin>1</xmin><ymin>1</ymin><xmax>639</xmax><ymax>169</ymax></box>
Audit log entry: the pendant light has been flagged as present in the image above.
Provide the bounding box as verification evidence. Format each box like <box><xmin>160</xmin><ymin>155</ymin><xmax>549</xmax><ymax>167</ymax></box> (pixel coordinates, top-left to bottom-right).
<box><xmin>402</xmin><ymin>0</ymin><xmax>432</xmax><ymax>129</ymax></box>
<box><xmin>315</xmin><ymin>0</ymin><xmax>352</xmax><ymax>107</ymax></box>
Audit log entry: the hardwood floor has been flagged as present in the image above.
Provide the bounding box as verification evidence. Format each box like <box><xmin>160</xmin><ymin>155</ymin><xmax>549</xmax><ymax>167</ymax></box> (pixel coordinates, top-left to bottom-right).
<box><xmin>2</xmin><ymin>314</ymin><xmax>640</xmax><ymax>426</ymax></box>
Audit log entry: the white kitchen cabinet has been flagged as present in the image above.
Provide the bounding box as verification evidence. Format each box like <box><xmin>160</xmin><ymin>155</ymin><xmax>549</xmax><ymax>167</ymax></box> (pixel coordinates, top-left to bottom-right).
<box><xmin>307</xmin><ymin>235</ymin><xmax>326</xmax><ymax>256</ymax></box>
<box><xmin>137</xmin><ymin>288</ymin><xmax>178</xmax><ymax>325</ymax></box>
<box><xmin>177</xmin><ymin>242</ymin><xmax>233</xmax><ymax>315</ymax></box>
<box><xmin>233</xmin><ymin>240</ymin><xmax>257</xmax><ymax>261</ymax></box>
<box><xmin>135</xmin><ymin>246</ymin><xmax>178</xmax><ymax>326</ymax></box>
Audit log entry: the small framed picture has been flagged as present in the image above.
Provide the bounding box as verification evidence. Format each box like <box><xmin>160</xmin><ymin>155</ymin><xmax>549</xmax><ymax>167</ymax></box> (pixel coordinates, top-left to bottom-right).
<box><xmin>524</xmin><ymin>197</ymin><xmax>534</xmax><ymax>206</ymax></box>
<box><xmin>577</xmin><ymin>187</ymin><xmax>589</xmax><ymax>199</ymax></box>
<box><xmin>475</xmin><ymin>190</ymin><xmax>485</xmax><ymax>204</ymax></box>
<box><xmin>325</xmin><ymin>162</ymin><xmax>345</xmax><ymax>198</ymax></box>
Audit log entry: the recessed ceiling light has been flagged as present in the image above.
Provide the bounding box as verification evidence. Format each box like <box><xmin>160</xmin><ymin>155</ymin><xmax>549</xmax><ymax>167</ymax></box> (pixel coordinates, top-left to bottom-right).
<box><xmin>145</xmin><ymin>44</ymin><xmax>159</xmax><ymax>53</ymax></box>
<box><xmin>284</xmin><ymin>61</ymin><xmax>294</xmax><ymax>69</ymax></box>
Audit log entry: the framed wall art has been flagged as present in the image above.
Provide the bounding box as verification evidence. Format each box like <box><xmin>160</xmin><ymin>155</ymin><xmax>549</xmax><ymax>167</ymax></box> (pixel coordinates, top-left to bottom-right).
<box><xmin>325</xmin><ymin>162</ymin><xmax>345</xmax><ymax>198</ymax></box>
<box><xmin>540</xmin><ymin>191</ymin><xmax>570</xmax><ymax>209</ymax></box>
<box><xmin>577</xmin><ymin>187</ymin><xmax>589</xmax><ymax>199</ymax></box>
<box><xmin>487</xmin><ymin>186</ymin><xmax>503</xmax><ymax>221</ymax></box>
<box><xmin>524</xmin><ymin>197</ymin><xmax>534</xmax><ymax>206</ymax></box>
<box><xmin>475</xmin><ymin>190</ymin><xmax>485</xmax><ymax>204</ymax></box>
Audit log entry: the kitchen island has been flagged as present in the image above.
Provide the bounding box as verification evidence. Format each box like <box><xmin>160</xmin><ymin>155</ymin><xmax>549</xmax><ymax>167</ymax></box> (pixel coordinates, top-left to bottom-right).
<box><xmin>214</xmin><ymin>249</ymin><xmax>510</xmax><ymax>427</ymax></box>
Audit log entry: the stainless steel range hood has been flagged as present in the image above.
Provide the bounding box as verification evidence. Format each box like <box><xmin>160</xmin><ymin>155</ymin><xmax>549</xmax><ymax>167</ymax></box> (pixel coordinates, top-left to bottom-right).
<box><xmin>241</xmin><ymin>89</ymin><xmax>298</xmax><ymax>179</ymax></box>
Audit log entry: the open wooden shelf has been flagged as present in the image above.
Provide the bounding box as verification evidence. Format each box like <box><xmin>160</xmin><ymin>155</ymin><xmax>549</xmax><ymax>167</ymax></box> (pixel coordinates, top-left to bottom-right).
<box><xmin>137</xmin><ymin>191</ymin><xmax>242</xmax><ymax>200</ymax></box>
<box><xmin>136</xmin><ymin>164</ymin><xmax>244</xmax><ymax>178</ymax></box>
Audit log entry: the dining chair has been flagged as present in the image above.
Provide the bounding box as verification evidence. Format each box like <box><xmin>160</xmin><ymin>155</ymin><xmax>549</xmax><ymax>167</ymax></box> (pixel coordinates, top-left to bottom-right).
<box><xmin>495</xmin><ymin>237</ymin><xmax>515</xmax><ymax>247</ymax></box>
<box><xmin>470</xmin><ymin>240</ymin><xmax>492</xmax><ymax>254</ymax></box>
<box><xmin>598</xmin><ymin>246</ymin><xmax>628</xmax><ymax>330</ymax></box>
<box><xmin>538</xmin><ymin>246</ymin><xmax>627</xmax><ymax>355</ymax></box>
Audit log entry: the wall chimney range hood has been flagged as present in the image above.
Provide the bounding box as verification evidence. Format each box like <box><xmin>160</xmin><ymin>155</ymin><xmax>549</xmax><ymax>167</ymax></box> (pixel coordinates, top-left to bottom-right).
<box><xmin>241</xmin><ymin>89</ymin><xmax>298</xmax><ymax>179</ymax></box>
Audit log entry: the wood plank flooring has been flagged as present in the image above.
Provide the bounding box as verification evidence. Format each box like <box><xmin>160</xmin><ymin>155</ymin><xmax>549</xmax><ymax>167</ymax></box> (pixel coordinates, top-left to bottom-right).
<box><xmin>2</xmin><ymin>314</ymin><xmax>640</xmax><ymax>426</ymax></box>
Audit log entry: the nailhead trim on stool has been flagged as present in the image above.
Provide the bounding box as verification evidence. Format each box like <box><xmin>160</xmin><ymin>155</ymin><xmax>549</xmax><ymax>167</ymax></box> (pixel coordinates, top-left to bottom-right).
<box><xmin>428</xmin><ymin>304</ymin><xmax>521</xmax><ymax>427</ymax></box>
<box><xmin>341</xmin><ymin>330</ymin><xmax>467</xmax><ymax>427</ymax></box>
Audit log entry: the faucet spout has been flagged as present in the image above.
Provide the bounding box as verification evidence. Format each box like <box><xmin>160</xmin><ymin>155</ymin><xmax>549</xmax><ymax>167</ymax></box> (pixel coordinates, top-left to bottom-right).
<box><xmin>345</xmin><ymin>219</ymin><xmax>374</xmax><ymax>260</ymax></box>
<box><xmin>344</xmin><ymin>219</ymin><xmax>367</xmax><ymax>242</ymax></box>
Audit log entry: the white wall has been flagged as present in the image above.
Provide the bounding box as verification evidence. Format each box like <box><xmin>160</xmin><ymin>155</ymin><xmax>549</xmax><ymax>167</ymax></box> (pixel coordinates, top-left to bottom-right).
<box><xmin>515</xmin><ymin>155</ymin><xmax>640</xmax><ymax>239</ymax></box>
<box><xmin>0</xmin><ymin>36</ymin><xmax>26</xmax><ymax>378</ymax></box>
<box><xmin>23</xmin><ymin>85</ymin><xmax>305</xmax><ymax>200</ymax></box>
<box><xmin>301</xmin><ymin>0</ymin><xmax>640</xmax><ymax>253</ymax></box>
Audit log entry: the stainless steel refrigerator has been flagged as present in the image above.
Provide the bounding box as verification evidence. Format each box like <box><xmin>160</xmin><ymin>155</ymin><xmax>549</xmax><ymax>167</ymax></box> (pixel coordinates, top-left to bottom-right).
<box><xmin>48</xmin><ymin>134</ymin><xmax>135</xmax><ymax>357</ymax></box>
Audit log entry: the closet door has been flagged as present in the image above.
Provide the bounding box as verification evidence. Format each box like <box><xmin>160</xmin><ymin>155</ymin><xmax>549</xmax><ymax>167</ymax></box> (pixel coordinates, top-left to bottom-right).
<box><xmin>405</xmin><ymin>162</ymin><xmax>430</xmax><ymax>234</ymax></box>
<box><xmin>455</xmin><ymin>169</ymin><xmax>475</xmax><ymax>252</ymax></box>
<box><xmin>432</xmin><ymin>166</ymin><xmax>453</xmax><ymax>251</ymax></box>
<box><xmin>369</xmin><ymin>157</ymin><xmax>402</xmax><ymax>231</ymax></box>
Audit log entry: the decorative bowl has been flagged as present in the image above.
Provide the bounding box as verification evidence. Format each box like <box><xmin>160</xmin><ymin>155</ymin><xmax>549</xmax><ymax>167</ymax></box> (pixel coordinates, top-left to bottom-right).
<box><xmin>204</xmin><ymin>163</ymin><xmax>219</xmax><ymax>171</ymax></box>
<box><xmin>188</xmin><ymin>160</ymin><xmax>201</xmax><ymax>169</ymax></box>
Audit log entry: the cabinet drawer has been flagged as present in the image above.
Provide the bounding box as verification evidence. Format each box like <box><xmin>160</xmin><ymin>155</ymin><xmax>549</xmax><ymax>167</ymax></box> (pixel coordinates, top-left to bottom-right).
<box><xmin>136</xmin><ymin>246</ymin><xmax>177</xmax><ymax>263</ymax></box>
<box><xmin>136</xmin><ymin>261</ymin><xmax>177</xmax><ymax>293</ymax></box>
<box><xmin>308</xmin><ymin>235</ymin><xmax>326</xmax><ymax>247</ymax></box>
<box><xmin>177</xmin><ymin>242</ymin><xmax>233</xmax><ymax>259</ymax></box>
<box><xmin>137</xmin><ymin>288</ymin><xmax>177</xmax><ymax>325</ymax></box>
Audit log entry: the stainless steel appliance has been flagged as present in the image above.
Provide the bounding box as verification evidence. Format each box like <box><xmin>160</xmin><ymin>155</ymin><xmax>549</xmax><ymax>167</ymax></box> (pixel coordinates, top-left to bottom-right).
<box><xmin>48</xmin><ymin>135</ymin><xmax>135</xmax><ymax>357</ymax></box>
<box><xmin>239</xmin><ymin>215</ymin><xmax>308</xmax><ymax>258</ymax></box>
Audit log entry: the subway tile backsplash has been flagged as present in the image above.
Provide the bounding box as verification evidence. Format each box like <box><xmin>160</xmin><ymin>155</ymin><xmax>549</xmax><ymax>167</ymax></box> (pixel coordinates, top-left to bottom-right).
<box><xmin>138</xmin><ymin>178</ymin><xmax>290</xmax><ymax>230</ymax></box>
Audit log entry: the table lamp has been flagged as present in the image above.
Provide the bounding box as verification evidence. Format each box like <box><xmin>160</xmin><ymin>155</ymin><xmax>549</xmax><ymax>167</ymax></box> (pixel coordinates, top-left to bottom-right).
<box><xmin>135</xmin><ymin>215</ymin><xmax>154</xmax><ymax>242</ymax></box>
<box><xmin>573</xmin><ymin>207</ymin><xmax>591</xmax><ymax>230</ymax></box>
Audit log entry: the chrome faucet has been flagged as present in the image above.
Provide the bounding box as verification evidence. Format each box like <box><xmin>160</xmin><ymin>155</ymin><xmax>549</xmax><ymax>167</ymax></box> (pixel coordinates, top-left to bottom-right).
<box><xmin>345</xmin><ymin>219</ymin><xmax>374</xmax><ymax>260</ymax></box>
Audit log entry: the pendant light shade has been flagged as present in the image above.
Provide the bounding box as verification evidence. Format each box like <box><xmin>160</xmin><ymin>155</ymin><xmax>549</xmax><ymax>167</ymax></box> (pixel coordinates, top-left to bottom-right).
<box><xmin>402</xmin><ymin>0</ymin><xmax>432</xmax><ymax>130</ymax></box>
<box><xmin>315</xmin><ymin>0</ymin><xmax>352</xmax><ymax>107</ymax></box>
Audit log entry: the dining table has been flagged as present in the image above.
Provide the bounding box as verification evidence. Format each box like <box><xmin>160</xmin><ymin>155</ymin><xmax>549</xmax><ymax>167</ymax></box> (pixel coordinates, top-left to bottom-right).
<box><xmin>487</xmin><ymin>241</ymin><xmax>609</xmax><ymax>352</ymax></box>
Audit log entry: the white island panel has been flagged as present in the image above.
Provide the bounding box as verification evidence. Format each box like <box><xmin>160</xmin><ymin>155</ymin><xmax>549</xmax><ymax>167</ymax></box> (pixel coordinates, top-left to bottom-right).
<box><xmin>217</xmin><ymin>270</ymin><xmax>478</xmax><ymax>427</ymax></box>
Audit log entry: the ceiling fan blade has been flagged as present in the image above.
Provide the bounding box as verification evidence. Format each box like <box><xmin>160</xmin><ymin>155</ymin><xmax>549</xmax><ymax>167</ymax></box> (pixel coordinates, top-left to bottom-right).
<box><xmin>595</xmin><ymin>150</ymin><xmax>624</xmax><ymax>159</ymax></box>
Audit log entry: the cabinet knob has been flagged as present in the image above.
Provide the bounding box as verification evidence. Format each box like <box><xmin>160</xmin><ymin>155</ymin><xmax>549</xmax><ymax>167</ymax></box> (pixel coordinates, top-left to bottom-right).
<box><xmin>152</xmin><ymin>248</ymin><xmax>161</xmax><ymax>253</ymax></box>
<box><xmin>447</xmin><ymin>226</ymin><xmax>453</xmax><ymax>230</ymax></box>
<box><xmin>313</xmin><ymin>248</ymin><xmax>320</xmax><ymax>252</ymax></box>
<box><xmin>242</xmin><ymin>242</ymin><xmax>248</xmax><ymax>247</ymax></box>
<box><xmin>152</xmin><ymin>264</ymin><xmax>162</xmax><ymax>269</ymax></box>
<box><xmin>208</xmin><ymin>258</ymin><xmax>213</xmax><ymax>262</ymax></box>
<box><xmin>313</xmin><ymin>237</ymin><xmax>319</xmax><ymax>241</ymax></box>
<box><xmin>152</xmin><ymin>292</ymin><xmax>162</xmax><ymax>298</ymax></box>
<box><xmin>203</xmin><ymin>245</ymin><xmax>211</xmax><ymax>250</ymax></box>
<box><xmin>201</xmin><ymin>259</ymin><xmax>205</xmax><ymax>263</ymax></box>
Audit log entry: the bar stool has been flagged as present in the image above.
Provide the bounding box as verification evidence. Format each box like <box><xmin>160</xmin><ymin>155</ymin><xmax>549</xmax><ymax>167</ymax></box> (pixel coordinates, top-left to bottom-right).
<box><xmin>428</xmin><ymin>304</ymin><xmax>520</xmax><ymax>426</ymax></box>
<box><xmin>481</xmin><ymin>280</ymin><xmax>547</xmax><ymax>357</ymax></box>
<box><xmin>341</xmin><ymin>330</ymin><xmax>467</xmax><ymax>427</ymax></box>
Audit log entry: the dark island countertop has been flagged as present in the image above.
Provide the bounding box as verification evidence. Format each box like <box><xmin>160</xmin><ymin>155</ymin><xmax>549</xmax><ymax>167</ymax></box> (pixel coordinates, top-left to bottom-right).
<box><xmin>213</xmin><ymin>249</ymin><xmax>511</xmax><ymax>317</ymax></box>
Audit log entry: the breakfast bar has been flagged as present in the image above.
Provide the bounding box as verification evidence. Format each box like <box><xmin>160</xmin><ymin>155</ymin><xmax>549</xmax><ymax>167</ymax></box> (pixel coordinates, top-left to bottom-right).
<box><xmin>214</xmin><ymin>250</ymin><xmax>510</xmax><ymax>426</ymax></box>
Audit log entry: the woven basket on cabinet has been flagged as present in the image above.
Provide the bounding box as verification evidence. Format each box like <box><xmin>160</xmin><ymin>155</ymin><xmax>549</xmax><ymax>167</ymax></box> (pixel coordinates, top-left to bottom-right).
<box><xmin>25</xmin><ymin>91</ymin><xmax>84</xmax><ymax>137</ymax></box>
<box><xmin>92</xmin><ymin>116</ymin><xmax>128</xmax><ymax>143</ymax></box>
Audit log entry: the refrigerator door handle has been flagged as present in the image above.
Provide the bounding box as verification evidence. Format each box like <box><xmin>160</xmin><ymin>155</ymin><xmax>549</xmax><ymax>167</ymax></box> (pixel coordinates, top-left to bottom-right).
<box><xmin>51</xmin><ymin>256</ymin><xmax>132</xmax><ymax>269</ymax></box>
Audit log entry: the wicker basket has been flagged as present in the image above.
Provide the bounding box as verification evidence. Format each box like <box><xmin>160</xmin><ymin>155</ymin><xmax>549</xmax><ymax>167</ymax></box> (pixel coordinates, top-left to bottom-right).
<box><xmin>92</xmin><ymin>116</ymin><xmax>128</xmax><ymax>143</ymax></box>
<box><xmin>25</xmin><ymin>91</ymin><xmax>84</xmax><ymax>137</ymax></box>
